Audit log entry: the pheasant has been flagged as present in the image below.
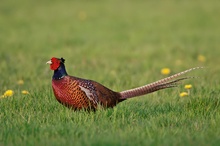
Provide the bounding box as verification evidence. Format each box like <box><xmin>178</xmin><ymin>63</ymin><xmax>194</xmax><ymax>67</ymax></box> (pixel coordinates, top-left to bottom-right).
<box><xmin>47</xmin><ymin>57</ymin><xmax>201</xmax><ymax>111</ymax></box>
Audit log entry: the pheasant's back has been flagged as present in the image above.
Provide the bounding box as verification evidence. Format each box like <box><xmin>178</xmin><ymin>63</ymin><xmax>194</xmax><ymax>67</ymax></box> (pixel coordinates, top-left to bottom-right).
<box><xmin>52</xmin><ymin>76</ymin><xmax>122</xmax><ymax>110</ymax></box>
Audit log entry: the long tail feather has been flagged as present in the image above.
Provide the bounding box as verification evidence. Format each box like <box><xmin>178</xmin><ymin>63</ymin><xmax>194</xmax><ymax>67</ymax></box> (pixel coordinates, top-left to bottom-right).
<box><xmin>119</xmin><ymin>67</ymin><xmax>203</xmax><ymax>99</ymax></box>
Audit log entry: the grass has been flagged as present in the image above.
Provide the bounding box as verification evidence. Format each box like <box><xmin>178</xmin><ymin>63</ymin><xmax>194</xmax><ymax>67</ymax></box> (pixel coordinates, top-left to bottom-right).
<box><xmin>0</xmin><ymin>0</ymin><xmax>220</xmax><ymax>145</ymax></box>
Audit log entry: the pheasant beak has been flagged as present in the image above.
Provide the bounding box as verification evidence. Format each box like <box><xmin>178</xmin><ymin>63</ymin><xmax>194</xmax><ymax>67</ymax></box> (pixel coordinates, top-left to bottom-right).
<box><xmin>46</xmin><ymin>60</ymin><xmax>52</xmax><ymax>65</ymax></box>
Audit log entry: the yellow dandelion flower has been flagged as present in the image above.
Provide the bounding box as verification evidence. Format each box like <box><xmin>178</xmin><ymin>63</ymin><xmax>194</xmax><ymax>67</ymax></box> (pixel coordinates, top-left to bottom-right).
<box><xmin>197</xmin><ymin>55</ymin><xmax>206</xmax><ymax>62</ymax></box>
<box><xmin>4</xmin><ymin>90</ymin><xmax>14</xmax><ymax>97</ymax></box>
<box><xmin>78</xmin><ymin>11</ymin><xmax>87</xmax><ymax>21</ymax></box>
<box><xmin>179</xmin><ymin>92</ymin><xmax>188</xmax><ymax>97</ymax></box>
<box><xmin>184</xmin><ymin>84</ymin><xmax>192</xmax><ymax>89</ymax></box>
<box><xmin>17</xmin><ymin>79</ymin><xmax>24</xmax><ymax>85</ymax></box>
<box><xmin>161</xmin><ymin>68</ymin><xmax>171</xmax><ymax>75</ymax></box>
<box><xmin>21</xmin><ymin>90</ymin><xmax>29</xmax><ymax>95</ymax></box>
<box><xmin>110</xmin><ymin>70</ymin><xmax>116</xmax><ymax>76</ymax></box>
<box><xmin>175</xmin><ymin>59</ymin><xmax>182</xmax><ymax>66</ymax></box>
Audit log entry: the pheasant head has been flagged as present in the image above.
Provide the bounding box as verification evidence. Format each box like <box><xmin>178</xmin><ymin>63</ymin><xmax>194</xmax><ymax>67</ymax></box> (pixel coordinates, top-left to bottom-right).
<box><xmin>46</xmin><ymin>57</ymin><xmax>68</xmax><ymax>80</ymax></box>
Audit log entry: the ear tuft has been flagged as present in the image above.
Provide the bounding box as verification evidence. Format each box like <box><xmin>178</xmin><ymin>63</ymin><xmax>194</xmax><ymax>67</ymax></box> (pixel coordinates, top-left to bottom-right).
<box><xmin>61</xmin><ymin>57</ymin><xmax>65</xmax><ymax>63</ymax></box>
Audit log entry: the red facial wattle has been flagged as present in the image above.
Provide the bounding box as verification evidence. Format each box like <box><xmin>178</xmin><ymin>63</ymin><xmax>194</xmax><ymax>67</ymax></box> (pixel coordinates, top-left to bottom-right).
<box><xmin>50</xmin><ymin>57</ymin><xmax>61</xmax><ymax>70</ymax></box>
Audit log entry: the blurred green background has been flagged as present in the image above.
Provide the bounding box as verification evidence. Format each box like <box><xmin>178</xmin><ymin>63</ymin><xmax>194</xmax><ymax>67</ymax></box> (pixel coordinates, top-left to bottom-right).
<box><xmin>0</xmin><ymin>0</ymin><xmax>220</xmax><ymax>145</ymax></box>
<box><xmin>1</xmin><ymin>0</ymin><xmax>219</xmax><ymax>88</ymax></box>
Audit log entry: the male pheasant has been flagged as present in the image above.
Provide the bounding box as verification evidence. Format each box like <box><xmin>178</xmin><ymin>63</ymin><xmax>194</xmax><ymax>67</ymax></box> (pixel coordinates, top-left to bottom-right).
<box><xmin>47</xmin><ymin>57</ymin><xmax>201</xmax><ymax>111</ymax></box>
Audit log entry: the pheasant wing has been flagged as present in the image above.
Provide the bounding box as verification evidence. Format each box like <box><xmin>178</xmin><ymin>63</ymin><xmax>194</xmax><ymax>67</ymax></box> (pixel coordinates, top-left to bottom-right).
<box><xmin>78</xmin><ymin>80</ymin><xmax>99</xmax><ymax>105</ymax></box>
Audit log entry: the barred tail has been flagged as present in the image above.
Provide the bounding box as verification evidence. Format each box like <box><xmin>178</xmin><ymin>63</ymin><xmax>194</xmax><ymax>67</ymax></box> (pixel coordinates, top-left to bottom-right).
<box><xmin>119</xmin><ymin>67</ymin><xmax>203</xmax><ymax>99</ymax></box>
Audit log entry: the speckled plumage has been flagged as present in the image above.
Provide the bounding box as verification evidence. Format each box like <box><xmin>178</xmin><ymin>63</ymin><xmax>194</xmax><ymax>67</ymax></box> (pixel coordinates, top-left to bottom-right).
<box><xmin>47</xmin><ymin>57</ymin><xmax>202</xmax><ymax>111</ymax></box>
<box><xmin>52</xmin><ymin>76</ymin><xmax>122</xmax><ymax>110</ymax></box>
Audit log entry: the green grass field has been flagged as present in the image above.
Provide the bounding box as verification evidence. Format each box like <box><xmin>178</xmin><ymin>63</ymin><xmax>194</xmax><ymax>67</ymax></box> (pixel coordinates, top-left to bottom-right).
<box><xmin>1</xmin><ymin>0</ymin><xmax>220</xmax><ymax>145</ymax></box>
